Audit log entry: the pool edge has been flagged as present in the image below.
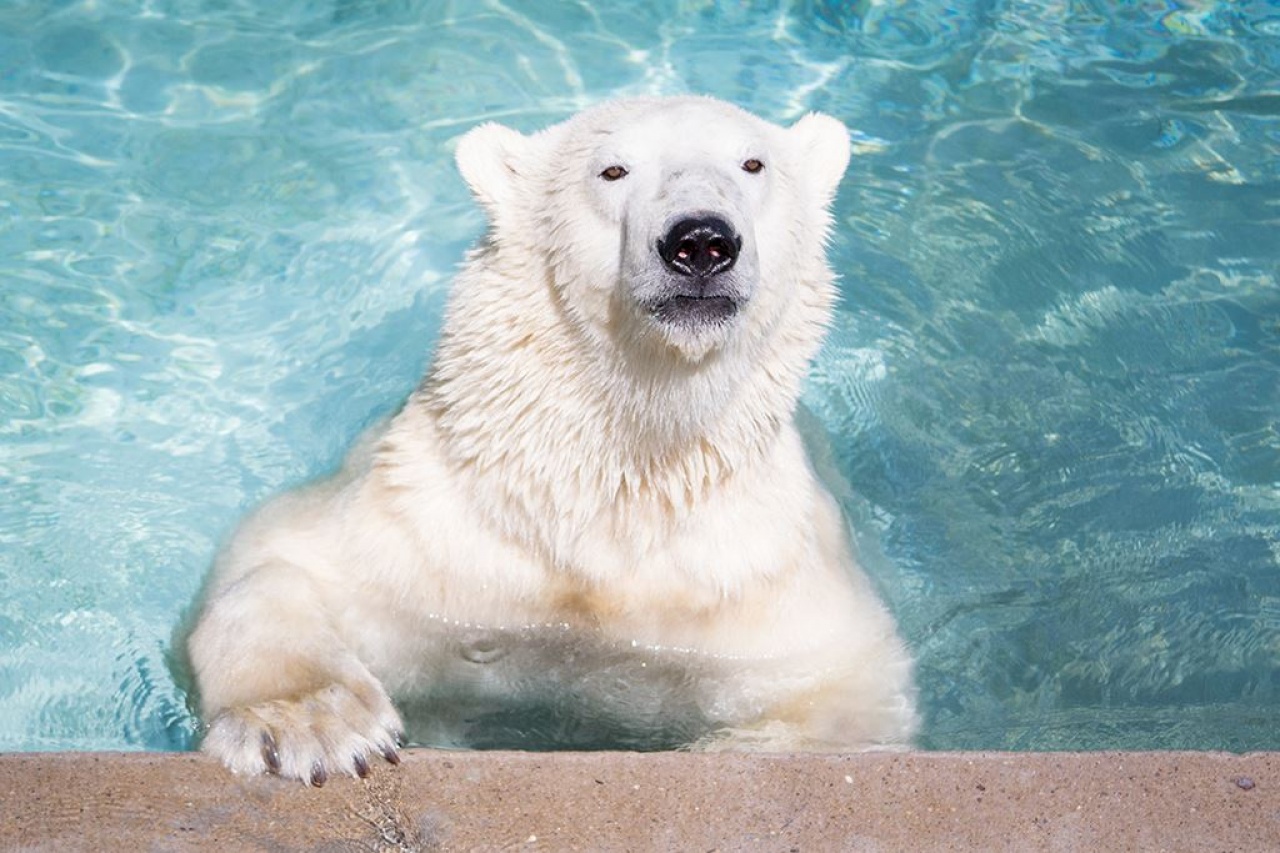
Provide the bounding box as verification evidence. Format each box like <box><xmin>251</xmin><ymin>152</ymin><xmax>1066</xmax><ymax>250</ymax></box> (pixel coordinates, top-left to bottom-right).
<box><xmin>3</xmin><ymin>750</ymin><xmax>1275</xmax><ymax>850</ymax></box>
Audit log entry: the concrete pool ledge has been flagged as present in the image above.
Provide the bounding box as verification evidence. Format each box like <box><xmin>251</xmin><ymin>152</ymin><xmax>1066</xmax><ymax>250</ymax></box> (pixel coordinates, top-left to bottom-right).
<box><xmin>2</xmin><ymin>751</ymin><xmax>1275</xmax><ymax>851</ymax></box>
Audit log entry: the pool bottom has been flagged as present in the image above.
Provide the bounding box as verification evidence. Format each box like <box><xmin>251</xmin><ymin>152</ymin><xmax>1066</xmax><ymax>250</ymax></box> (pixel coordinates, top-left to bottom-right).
<box><xmin>3</xmin><ymin>750</ymin><xmax>1273</xmax><ymax>850</ymax></box>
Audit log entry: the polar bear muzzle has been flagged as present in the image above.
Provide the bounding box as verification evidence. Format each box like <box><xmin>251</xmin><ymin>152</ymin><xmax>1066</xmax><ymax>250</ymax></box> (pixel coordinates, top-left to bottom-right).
<box><xmin>650</xmin><ymin>214</ymin><xmax>745</xmax><ymax>327</ymax></box>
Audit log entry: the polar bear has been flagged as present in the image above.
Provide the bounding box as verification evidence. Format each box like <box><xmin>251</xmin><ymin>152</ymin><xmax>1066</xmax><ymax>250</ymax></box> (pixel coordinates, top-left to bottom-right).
<box><xmin>186</xmin><ymin>95</ymin><xmax>917</xmax><ymax>784</ymax></box>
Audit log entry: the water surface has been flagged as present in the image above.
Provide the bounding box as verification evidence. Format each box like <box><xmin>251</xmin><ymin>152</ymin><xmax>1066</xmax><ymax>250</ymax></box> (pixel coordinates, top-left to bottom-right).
<box><xmin>1</xmin><ymin>0</ymin><xmax>1277</xmax><ymax>751</ymax></box>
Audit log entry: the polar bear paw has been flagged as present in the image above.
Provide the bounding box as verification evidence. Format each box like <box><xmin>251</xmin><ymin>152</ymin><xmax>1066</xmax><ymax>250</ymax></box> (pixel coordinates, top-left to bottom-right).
<box><xmin>201</xmin><ymin>682</ymin><xmax>405</xmax><ymax>785</ymax></box>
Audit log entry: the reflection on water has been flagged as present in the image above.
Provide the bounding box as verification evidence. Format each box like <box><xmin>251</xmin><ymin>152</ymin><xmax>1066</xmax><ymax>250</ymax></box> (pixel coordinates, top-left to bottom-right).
<box><xmin>1</xmin><ymin>0</ymin><xmax>1277</xmax><ymax>751</ymax></box>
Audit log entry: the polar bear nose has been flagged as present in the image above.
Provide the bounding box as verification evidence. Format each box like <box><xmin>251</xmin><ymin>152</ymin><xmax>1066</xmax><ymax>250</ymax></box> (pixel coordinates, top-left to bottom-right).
<box><xmin>657</xmin><ymin>216</ymin><xmax>741</xmax><ymax>279</ymax></box>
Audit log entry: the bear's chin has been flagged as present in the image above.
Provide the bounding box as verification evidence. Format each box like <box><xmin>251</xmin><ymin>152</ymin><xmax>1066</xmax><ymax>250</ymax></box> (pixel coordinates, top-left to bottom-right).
<box><xmin>647</xmin><ymin>301</ymin><xmax>741</xmax><ymax>363</ymax></box>
<box><xmin>652</xmin><ymin>295</ymin><xmax>739</xmax><ymax>327</ymax></box>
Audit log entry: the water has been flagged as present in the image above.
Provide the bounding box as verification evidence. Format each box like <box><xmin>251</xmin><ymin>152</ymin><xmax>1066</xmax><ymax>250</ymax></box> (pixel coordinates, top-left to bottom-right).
<box><xmin>1</xmin><ymin>0</ymin><xmax>1276</xmax><ymax>753</ymax></box>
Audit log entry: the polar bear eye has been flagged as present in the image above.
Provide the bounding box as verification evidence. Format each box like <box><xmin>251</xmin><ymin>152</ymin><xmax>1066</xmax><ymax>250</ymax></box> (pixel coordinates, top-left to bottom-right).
<box><xmin>599</xmin><ymin>165</ymin><xmax>628</xmax><ymax>181</ymax></box>
<box><xmin>742</xmin><ymin>158</ymin><xmax>765</xmax><ymax>174</ymax></box>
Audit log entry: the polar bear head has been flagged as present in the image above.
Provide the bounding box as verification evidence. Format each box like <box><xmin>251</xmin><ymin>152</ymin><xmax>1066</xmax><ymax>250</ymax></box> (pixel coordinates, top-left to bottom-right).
<box><xmin>454</xmin><ymin>96</ymin><xmax>851</xmax><ymax>366</ymax></box>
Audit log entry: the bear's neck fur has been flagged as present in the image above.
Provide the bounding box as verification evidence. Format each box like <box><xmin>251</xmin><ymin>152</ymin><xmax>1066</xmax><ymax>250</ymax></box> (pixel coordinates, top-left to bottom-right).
<box><xmin>402</xmin><ymin>242</ymin><xmax>833</xmax><ymax>562</ymax></box>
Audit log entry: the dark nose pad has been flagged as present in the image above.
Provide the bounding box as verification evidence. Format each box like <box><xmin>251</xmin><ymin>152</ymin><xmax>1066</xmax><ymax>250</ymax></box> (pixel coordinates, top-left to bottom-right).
<box><xmin>657</xmin><ymin>216</ymin><xmax>741</xmax><ymax>278</ymax></box>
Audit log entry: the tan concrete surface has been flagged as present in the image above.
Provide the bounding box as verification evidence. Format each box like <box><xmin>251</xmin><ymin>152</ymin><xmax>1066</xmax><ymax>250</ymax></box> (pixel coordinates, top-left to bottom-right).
<box><xmin>1</xmin><ymin>751</ymin><xmax>1275</xmax><ymax>851</ymax></box>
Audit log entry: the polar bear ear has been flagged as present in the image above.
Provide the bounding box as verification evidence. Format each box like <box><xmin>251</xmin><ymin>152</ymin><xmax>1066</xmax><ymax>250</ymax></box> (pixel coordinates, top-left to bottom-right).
<box><xmin>788</xmin><ymin>113</ymin><xmax>852</xmax><ymax>202</ymax></box>
<box><xmin>455</xmin><ymin>122</ymin><xmax>530</xmax><ymax>217</ymax></box>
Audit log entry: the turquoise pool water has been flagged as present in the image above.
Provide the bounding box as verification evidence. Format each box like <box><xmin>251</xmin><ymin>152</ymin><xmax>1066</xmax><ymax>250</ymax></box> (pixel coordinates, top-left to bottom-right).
<box><xmin>1</xmin><ymin>0</ymin><xmax>1276</xmax><ymax>753</ymax></box>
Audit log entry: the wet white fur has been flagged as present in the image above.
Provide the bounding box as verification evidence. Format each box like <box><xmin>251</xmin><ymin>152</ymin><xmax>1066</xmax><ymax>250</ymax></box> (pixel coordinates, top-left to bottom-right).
<box><xmin>187</xmin><ymin>96</ymin><xmax>917</xmax><ymax>783</ymax></box>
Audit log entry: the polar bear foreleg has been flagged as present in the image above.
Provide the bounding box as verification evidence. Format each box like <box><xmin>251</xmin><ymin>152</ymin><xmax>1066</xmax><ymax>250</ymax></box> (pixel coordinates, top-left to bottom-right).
<box><xmin>692</xmin><ymin>650</ymin><xmax>918</xmax><ymax>753</ymax></box>
<box><xmin>187</xmin><ymin>560</ymin><xmax>403</xmax><ymax>785</ymax></box>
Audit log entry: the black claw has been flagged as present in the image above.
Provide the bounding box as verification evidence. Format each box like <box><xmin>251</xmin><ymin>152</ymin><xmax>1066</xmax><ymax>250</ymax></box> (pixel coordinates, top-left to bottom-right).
<box><xmin>310</xmin><ymin>762</ymin><xmax>328</xmax><ymax>788</ymax></box>
<box><xmin>393</xmin><ymin>729</ymin><xmax>406</xmax><ymax>747</ymax></box>
<box><xmin>381</xmin><ymin>743</ymin><xmax>401</xmax><ymax>766</ymax></box>
<box><xmin>260</xmin><ymin>732</ymin><xmax>281</xmax><ymax>775</ymax></box>
<box><xmin>354</xmin><ymin>753</ymin><xmax>370</xmax><ymax>779</ymax></box>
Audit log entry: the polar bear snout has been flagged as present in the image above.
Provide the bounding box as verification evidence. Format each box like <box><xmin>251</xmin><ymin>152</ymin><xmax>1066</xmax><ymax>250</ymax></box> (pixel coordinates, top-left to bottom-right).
<box><xmin>643</xmin><ymin>212</ymin><xmax>752</xmax><ymax>330</ymax></box>
<box><xmin>657</xmin><ymin>216</ymin><xmax>741</xmax><ymax>279</ymax></box>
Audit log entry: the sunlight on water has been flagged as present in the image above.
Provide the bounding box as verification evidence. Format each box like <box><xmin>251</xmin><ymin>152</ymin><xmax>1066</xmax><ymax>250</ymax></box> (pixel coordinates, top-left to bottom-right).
<box><xmin>1</xmin><ymin>0</ymin><xmax>1277</xmax><ymax>752</ymax></box>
